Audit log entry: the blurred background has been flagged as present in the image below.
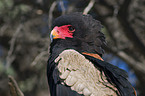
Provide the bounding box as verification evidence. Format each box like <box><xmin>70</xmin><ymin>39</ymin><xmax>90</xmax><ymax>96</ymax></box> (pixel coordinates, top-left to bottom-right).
<box><xmin>0</xmin><ymin>0</ymin><xmax>145</xmax><ymax>96</ymax></box>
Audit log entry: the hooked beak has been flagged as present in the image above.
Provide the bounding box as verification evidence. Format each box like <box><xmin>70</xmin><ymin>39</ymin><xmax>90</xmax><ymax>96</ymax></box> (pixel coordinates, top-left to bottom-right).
<box><xmin>50</xmin><ymin>25</ymin><xmax>74</xmax><ymax>42</ymax></box>
<box><xmin>50</xmin><ymin>27</ymin><xmax>60</xmax><ymax>42</ymax></box>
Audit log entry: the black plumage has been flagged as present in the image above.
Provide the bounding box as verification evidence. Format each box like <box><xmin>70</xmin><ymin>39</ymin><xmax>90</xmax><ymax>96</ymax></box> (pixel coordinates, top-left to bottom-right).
<box><xmin>47</xmin><ymin>12</ymin><xmax>136</xmax><ymax>96</ymax></box>
<box><xmin>83</xmin><ymin>55</ymin><xmax>135</xmax><ymax>96</ymax></box>
<box><xmin>50</xmin><ymin>12</ymin><xmax>105</xmax><ymax>56</ymax></box>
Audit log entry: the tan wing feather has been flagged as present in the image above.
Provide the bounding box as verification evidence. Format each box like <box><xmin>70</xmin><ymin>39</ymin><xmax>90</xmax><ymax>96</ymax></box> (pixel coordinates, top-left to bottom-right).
<box><xmin>55</xmin><ymin>49</ymin><xmax>118</xmax><ymax>96</ymax></box>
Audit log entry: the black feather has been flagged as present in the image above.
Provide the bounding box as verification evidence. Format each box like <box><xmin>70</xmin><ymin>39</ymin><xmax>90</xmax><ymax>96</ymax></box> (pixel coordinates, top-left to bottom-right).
<box><xmin>83</xmin><ymin>54</ymin><xmax>136</xmax><ymax>96</ymax></box>
<box><xmin>47</xmin><ymin>12</ymin><xmax>136</xmax><ymax>96</ymax></box>
<box><xmin>50</xmin><ymin>12</ymin><xmax>105</xmax><ymax>56</ymax></box>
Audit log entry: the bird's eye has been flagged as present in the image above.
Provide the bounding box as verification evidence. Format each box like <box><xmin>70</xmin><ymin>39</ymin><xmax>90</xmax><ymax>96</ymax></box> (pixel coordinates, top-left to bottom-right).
<box><xmin>68</xmin><ymin>26</ymin><xmax>75</xmax><ymax>32</ymax></box>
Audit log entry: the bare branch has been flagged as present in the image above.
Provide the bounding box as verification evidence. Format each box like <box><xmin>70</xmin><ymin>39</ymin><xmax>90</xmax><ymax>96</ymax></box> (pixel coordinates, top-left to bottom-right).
<box><xmin>8</xmin><ymin>76</ymin><xmax>24</xmax><ymax>96</ymax></box>
<box><xmin>6</xmin><ymin>24</ymin><xmax>23</xmax><ymax>68</ymax></box>
<box><xmin>48</xmin><ymin>1</ymin><xmax>57</xmax><ymax>30</ymax></box>
<box><xmin>59</xmin><ymin>0</ymin><xmax>66</xmax><ymax>15</ymax></box>
<box><xmin>117</xmin><ymin>51</ymin><xmax>145</xmax><ymax>74</ymax></box>
<box><xmin>117</xmin><ymin>0</ymin><xmax>145</xmax><ymax>57</ymax></box>
<box><xmin>31</xmin><ymin>51</ymin><xmax>48</xmax><ymax>66</ymax></box>
<box><xmin>83</xmin><ymin>0</ymin><xmax>96</xmax><ymax>14</ymax></box>
<box><xmin>118</xmin><ymin>0</ymin><xmax>131</xmax><ymax>17</ymax></box>
<box><xmin>113</xmin><ymin>5</ymin><xmax>119</xmax><ymax>17</ymax></box>
<box><xmin>0</xmin><ymin>24</ymin><xmax>9</xmax><ymax>36</ymax></box>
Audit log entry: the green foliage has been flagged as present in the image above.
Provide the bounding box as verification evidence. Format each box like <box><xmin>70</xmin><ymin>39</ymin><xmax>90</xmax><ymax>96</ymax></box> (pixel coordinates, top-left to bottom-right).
<box><xmin>0</xmin><ymin>0</ymin><xmax>31</xmax><ymax>21</ymax></box>
<box><xmin>0</xmin><ymin>0</ymin><xmax>13</xmax><ymax>20</ymax></box>
<box><xmin>19</xmin><ymin>76</ymin><xmax>37</xmax><ymax>92</ymax></box>
<box><xmin>6</xmin><ymin>66</ymin><xmax>16</xmax><ymax>76</ymax></box>
<box><xmin>9</xmin><ymin>4</ymin><xmax>31</xmax><ymax>19</ymax></box>
<box><xmin>0</xmin><ymin>0</ymin><xmax>13</xmax><ymax>11</ymax></box>
<box><xmin>101</xmin><ymin>27</ymin><xmax>110</xmax><ymax>39</ymax></box>
<box><xmin>0</xmin><ymin>60</ymin><xmax>16</xmax><ymax>76</ymax></box>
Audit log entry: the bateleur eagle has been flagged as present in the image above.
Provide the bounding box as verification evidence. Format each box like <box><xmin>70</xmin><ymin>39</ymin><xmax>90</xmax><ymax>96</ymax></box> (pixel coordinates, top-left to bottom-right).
<box><xmin>47</xmin><ymin>12</ymin><xmax>136</xmax><ymax>96</ymax></box>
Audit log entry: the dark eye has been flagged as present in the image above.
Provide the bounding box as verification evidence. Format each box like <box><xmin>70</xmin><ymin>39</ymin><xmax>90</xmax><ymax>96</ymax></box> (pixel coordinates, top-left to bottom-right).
<box><xmin>68</xmin><ymin>26</ymin><xmax>75</xmax><ymax>31</ymax></box>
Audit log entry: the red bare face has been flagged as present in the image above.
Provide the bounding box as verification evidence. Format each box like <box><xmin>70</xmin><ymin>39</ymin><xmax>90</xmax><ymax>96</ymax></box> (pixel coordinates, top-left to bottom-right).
<box><xmin>50</xmin><ymin>25</ymin><xmax>75</xmax><ymax>41</ymax></box>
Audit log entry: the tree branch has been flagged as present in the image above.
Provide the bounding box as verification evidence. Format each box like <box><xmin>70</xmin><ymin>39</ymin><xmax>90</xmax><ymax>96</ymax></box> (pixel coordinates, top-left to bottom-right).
<box><xmin>0</xmin><ymin>24</ymin><xmax>9</xmax><ymax>36</ymax></box>
<box><xmin>31</xmin><ymin>51</ymin><xmax>48</xmax><ymax>66</ymax></box>
<box><xmin>59</xmin><ymin>0</ymin><xmax>66</xmax><ymax>15</ymax></box>
<box><xmin>48</xmin><ymin>1</ymin><xmax>57</xmax><ymax>31</ymax></box>
<box><xmin>6</xmin><ymin>24</ymin><xmax>23</xmax><ymax>69</ymax></box>
<box><xmin>117</xmin><ymin>51</ymin><xmax>145</xmax><ymax>73</ymax></box>
<box><xmin>117</xmin><ymin>0</ymin><xmax>145</xmax><ymax>57</ymax></box>
<box><xmin>8</xmin><ymin>76</ymin><xmax>24</xmax><ymax>96</ymax></box>
<box><xmin>83</xmin><ymin>0</ymin><xmax>96</xmax><ymax>14</ymax></box>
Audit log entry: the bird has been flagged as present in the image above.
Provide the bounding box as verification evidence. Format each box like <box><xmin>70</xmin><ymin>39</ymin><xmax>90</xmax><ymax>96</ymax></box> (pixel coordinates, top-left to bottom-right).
<box><xmin>47</xmin><ymin>12</ymin><xmax>137</xmax><ymax>96</ymax></box>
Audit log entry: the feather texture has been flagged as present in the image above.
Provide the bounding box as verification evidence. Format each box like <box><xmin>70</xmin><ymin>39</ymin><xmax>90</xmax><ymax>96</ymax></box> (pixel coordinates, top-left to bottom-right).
<box><xmin>83</xmin><ymin>54</ymin><xmax>136</xmax><ymax>96</ymax></box>
<box><xmin>48</xmin><ymin>49</ymin><xmax>118</xmax><ymax>96</ymax></box>
<box><xmin>47</xmin><ymin>12</ymin><xmax>136</xmax><ymax>96</ymax></box>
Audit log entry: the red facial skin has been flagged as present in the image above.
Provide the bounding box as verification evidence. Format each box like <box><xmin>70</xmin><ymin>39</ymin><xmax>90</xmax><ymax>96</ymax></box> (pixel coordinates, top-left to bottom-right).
<box><xmin>52</xmin><ymin>25</ymin><xmax>75</xmax><ymax>39</ymax></box>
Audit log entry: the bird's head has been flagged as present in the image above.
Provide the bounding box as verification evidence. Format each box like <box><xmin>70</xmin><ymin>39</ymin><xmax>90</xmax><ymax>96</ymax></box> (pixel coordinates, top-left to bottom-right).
<box><xmin>50</xmin><ymin>25</ymin><xmax>75</xmax><ymax>41</ymax></box>
<box><xmin>50</xmin><ymin>12</ymin><xmax>106</xmax><ymax>56</ymax></box>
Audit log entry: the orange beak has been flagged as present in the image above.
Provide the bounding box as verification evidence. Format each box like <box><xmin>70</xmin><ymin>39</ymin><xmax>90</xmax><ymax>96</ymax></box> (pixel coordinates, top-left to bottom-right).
<box><xmin>50</xmin><ymin>28</ymin><xmax>60</xmax><ymax>41</ymax></box>
<box><xmin>50</xmin><ymin>25</ymin><xmax>74</xmax><ymax>42</ymax></box>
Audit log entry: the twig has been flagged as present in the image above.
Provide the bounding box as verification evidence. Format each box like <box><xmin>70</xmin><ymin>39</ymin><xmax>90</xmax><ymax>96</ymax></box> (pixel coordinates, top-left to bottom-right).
<box><xmin>0</xmin><ymin>24</ymin><xmax>9</xmax><ymax>36</ymax></box>
<box><xmin>83</xmin><ymin>0</ymin><xmax>96</xmax><ymax>14</ymax></box>
<box><xmin>8</xmin><ymin>75</ymin><xmax>24</xmax><ymax>96</ymax></box>
<box><xmin>6</xmin><ymin>24</ymin><xmax>23</xmax><ymax>68</ymax></box>
<box><xmin>48</xmin><ymin>1</ymin><xmax>57</xmax><ymax>30</ymax></box>
<box><xmin>59</xmin><ymin>0</ymin><xmax>66</xmax><ymax>15</ymax></box>
<box><xmin>117</xmin><ymin>51</ymin><xmax>145</xmax><ymax>73</ymax></box>
<box><xmin>31</xmin><ymin>51</ymin><xmax>48</xmax><ymax>66</ymax></box>
<box><xmin>113</xmin><ymin>5</ymin><xmax>119</xmax><ymax>17</ymax></box>
<box><xmin>117</xmin><ymin>0</ymin><xmax>145</xmax><ymax>57</ymax></box>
